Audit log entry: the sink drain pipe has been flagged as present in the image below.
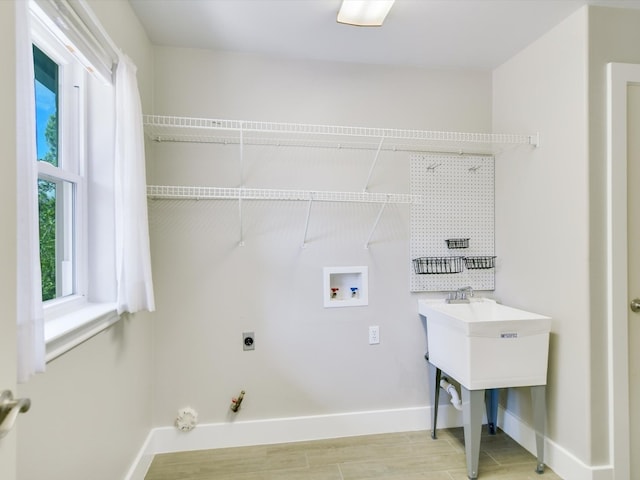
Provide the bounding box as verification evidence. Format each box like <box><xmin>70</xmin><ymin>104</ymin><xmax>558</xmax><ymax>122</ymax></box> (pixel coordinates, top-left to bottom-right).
<box><xmin>440</xmin><ymin>378</ymin><xmax>462</xmax><ymax>411</ymax></box>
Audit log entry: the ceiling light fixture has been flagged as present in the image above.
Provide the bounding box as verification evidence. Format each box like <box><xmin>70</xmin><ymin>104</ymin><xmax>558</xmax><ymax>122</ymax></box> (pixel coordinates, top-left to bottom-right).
<box><xmin>337</xmin><ymin>0</ymin><xmax>395</xmax><ymax>27</ymax></box>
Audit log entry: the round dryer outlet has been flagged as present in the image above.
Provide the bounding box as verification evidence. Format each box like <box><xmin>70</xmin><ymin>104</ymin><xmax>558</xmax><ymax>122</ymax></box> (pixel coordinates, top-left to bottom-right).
<box><xmin>175</xmin><ymin>407</ymin><xmax>198</xmax><ymax>432</ymax></box>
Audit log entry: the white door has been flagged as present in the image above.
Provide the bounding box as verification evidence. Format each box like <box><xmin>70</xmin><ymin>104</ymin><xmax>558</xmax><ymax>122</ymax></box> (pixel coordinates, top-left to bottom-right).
<box><xmin>628</xmin><ymin>84</ymin><xmax>640</xmax><ymax>480</ymax></box>
<box><xmin>0</xmin><ymin>0</ymin><xmax>18</xmax><ymax>478</ymax></box>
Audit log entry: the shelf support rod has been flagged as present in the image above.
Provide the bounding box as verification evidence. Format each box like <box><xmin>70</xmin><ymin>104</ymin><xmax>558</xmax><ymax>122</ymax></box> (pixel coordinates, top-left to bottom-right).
<box><xmin>239</xmin><ymin>123</ymin><xmax>245</xmax><ymax>187</ymax></box>
<box><xmin>238</xmin><ymin>194</ymin><xmax>245</xmax><ymax>247</ymax></box>
<box><xmin>364</xmin><ymin>195</ymin><xmax>389</xmax><ymax>249</ymax></box>
<box><xmin>363</xmin><ymin>137</ymin><xmax>384</xmax><ymax>192</ymax></box>
<box><xmin>301</xmin><ymin>195</ymin><xmax>314</xmax><ymax>248</ymax></box>
<box><xmin>238</xmin><ymin>123</ymin><xmax>245</xmax><ymax>246</ymax></box>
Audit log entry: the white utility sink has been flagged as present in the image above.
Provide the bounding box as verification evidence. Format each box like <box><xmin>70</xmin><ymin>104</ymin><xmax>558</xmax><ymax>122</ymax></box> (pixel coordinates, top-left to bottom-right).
<box><xmin>419</xmin><ymin>298</ymin><xmax>551</xmax><ymax>390</ymax></box>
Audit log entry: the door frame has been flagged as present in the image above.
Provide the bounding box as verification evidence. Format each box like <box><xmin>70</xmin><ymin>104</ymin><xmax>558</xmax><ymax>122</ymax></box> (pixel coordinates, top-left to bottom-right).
<box><xmin>606</xmin><ymin>62</ymin><xmax>640</xmax><ymax>480</ymax></box>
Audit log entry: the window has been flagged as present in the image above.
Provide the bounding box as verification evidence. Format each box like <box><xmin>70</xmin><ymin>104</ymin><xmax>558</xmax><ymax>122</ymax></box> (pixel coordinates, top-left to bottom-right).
<box><xmin>28</xmin><ymin>0</ymin><xmax>120</xmax><ymax>361</ymax></box>
<box><xmin>22</xmin><ymin>0</ymin><xmax>152</xmax><ymax>367</ymax></box>
<box><xmin>32</xmin><ymin>33</ymin><xmax>85</xmax><ymax>305</ymax></box>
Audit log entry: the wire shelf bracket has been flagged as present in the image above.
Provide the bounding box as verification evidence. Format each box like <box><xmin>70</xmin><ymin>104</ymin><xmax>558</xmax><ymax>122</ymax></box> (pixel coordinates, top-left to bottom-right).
<box><xmin>301</xmin><ymin>195</ymin><xmax>314</xmax><ymax>248</ymax></box>
<box><xmin>239</xmin><ymin>123</ymin><xmax>245</xmax><ymax>188</ymax></box>
<box><xmin>238</xmin><ymin>195</ymin><xmax>244</xmax><ymax>247</ymax></box>
<box><xmin>364</xmin><ymin>196</ymin><xmax>390</xmax><ymax>249</ymax></box>
<box><xmin>363</xmin><ymin>137</ymin><xmax>384</xmax><ymax>192</ymax></box>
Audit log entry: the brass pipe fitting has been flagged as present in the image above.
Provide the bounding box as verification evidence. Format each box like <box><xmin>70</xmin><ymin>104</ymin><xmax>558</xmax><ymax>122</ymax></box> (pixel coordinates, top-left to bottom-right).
<box><xmin>230</xmin><ymin>390</ymin><xmax>245</xmax><ymax>412</ymax></box>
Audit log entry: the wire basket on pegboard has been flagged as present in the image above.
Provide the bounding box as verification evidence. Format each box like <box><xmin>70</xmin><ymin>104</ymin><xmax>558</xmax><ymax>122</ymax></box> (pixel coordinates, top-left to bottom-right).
<box><xmin>445</xmin><ymin>238</ymin><xmax>469</xmax><ymax>249</ymax></box>
<box><xmin>463</xmin><ymin>256</ymin><xmax>496</xmax><ymax>270</ymax></box>
<box><xmin>413</xmin><ymin>256</ymin><xmax>464</xmax><ymax>274</ymax></box>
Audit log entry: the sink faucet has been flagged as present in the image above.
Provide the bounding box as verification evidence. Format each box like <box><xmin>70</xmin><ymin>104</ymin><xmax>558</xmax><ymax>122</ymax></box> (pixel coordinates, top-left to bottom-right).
<box><xmin>446</xmin><ymin>286</ymin><xmax>474</xmax><ymax>303</ymax></box>
<box><xmin>458</xmin><ymin>286</ymin><xmax>474</xmax><ymax>298</ymax></box>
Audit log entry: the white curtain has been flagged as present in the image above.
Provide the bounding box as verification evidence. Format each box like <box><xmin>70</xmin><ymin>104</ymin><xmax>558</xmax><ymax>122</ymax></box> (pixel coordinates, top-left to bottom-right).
<box><xmin>114</xmin><ymin>54</ymin><xmax>155</xmax><ymax>315</ymax></box>
<box><xmin>16</xmin><ymin>0</ymin><xmax>45</xmax><ymax>383</ymax></box>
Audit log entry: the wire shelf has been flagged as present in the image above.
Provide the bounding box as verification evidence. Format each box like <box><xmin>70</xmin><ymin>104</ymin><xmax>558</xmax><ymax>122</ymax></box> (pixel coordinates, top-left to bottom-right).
<box><xmin>143</xmin><ymin>115</ymin><xmax>538</xmax><ymax>155</ymax></box>
<box><xmin>412</xmin><ymin>256</ymin><xmax>464</xmax><ymax>274</ymax></box>
<box><xmin>463</xmin><ymin>256</ymin><xmax>496</xmax><ymax>270</ymax></box>
<box><xmin>445</xmin><ymin>238</ymin><xmax>470</xmax><ymax>249</ymax></box>
<box><xmin>147</xmin><ymin>185</ymin><xmax>419</xmax><ymax>204</ymax></box>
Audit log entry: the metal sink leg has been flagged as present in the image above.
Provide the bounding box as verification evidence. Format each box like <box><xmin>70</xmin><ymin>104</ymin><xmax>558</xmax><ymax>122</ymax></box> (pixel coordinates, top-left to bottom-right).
<box><xmin>531</xmin><ymin>385</ymin><xmax>547</xmax><ymax>474</ymax></box>
<box><xmin>431</xmin><ymin>366</ymin><xmax>442</xmax><ymax>439</ymax></box>
<box><xmin>462</xmin><ymin>387</ymin><xmax>484</xmax><ymax>480</ymax></box>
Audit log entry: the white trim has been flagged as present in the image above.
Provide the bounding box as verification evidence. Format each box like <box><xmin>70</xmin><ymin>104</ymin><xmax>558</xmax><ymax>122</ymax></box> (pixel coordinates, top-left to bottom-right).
<box><xmin>37</xmin><ymin>161</ymin><xmax>83</xmax><ymax>185</ymax></box>
<box><xmin>124</xmin><ymin>406</ymin><xmax>460</xmax><ymax>480</ymax></box>
<box><xmin>122</xmin><ymin>430</ymin><xmax>155</xmax><ymax>480</ymax></box>
<box><xmin>499</xmin><ymin>406</ymin><xmax>613</xmax><ymax>480</ymax></box>
<box><xmin>44</xmin><ymin>302</ymin><xmax>118</xmax><ymax>361</ymax></box>
<box><xmin>32</xmin><ymin>21</ymin><xmax>90</xmax><ymax>305</ymax></box>
<box><xmin>123</xmin><ymin>404</ymin><xmax>609</xmax><ymax>480</ymax></box>
<box><xmin>606</xmin><ymin>62</ymin><xmax>640</xmax><ymax>480</ymax></box>
<box><xmin>31</xmin><ymin>0</ymin><xmax>118</xmax><ymax>84</ymax></box>
<box><xmin>148</xmin><ymin>406</ymin><xmax>442</xmax><ymax>455</ymax></box>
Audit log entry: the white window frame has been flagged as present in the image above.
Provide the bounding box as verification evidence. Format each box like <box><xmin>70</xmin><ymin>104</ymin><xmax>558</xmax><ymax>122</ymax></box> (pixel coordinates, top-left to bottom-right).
<box><xmin>32</xmin><ymin>27</ymin><xmax>86</xmax><ymax>306</ymax></box>
<box><xmin>30</xmin><ymin>1</ymin><xmax>119</xmax><ymax>361</ymax></box>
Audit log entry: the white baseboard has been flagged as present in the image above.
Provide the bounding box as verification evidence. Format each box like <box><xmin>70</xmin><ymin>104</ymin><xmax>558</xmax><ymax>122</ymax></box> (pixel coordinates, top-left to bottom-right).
<box><xmin>498</xmin><ymin>406</ymin><xmax>613</xmax><ymax>480</ymax></box>
<box><xmin>146</xmin><ymin>405</ymin><xmax>465</xmax><ymax>455</ymax></box>
<box><xmin>123</xmin><ymin>429</ymin><xmax>155</xmax><ymax>480</ymax></box>
<box><xmin>124</xmin><ymin>405</ymin><xmax>462</xmax><ymax>479</ymax></box>
<box><xmin>126</xmin><ymin>404</ymin><xmax>614</xmax><ymax>480</ymax></box>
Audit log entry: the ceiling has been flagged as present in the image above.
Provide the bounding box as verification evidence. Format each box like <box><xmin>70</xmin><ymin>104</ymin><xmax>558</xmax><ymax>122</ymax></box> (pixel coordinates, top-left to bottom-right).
<box><xmin>128</xmin><ymin>0</ymin><xmax>640</xmax><ymax>70</ymax></box>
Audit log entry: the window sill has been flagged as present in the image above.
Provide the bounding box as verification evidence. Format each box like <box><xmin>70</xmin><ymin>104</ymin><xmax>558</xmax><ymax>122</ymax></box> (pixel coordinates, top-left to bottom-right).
<box><xmin>45</xmin><ymin>302</ymin><xmax>120</xmax><ymax>362</ymax></box>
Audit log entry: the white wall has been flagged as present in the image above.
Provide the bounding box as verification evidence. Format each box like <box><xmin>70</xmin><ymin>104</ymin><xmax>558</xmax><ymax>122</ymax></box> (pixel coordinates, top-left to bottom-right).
<box><xmin>0</xmin><ymin>2</ymin><xmax>17</xmax><ymax>479</ymax></box>
<box><xmin>494</xmin><ymin>6</ymin><xmax>640</xmax><ymax>473</ymax></box>
<box><xmin>151</xmin><ymin>49</ymin><xmax>489</xmax><ymax>131</ymax></box>
<box><xmin>148</xmin><ymin>47</ymin><xmax>492</xmax><ymax>429</ymax></box>
<box><xmin>15</xmin><ymin>2</ymin><xmax>155</xmax><ymax>480</ymax></box>
<box><xmin>17</xmin><ymin>319</ymin><xmax>153</xmax><ymax>480</ymax></box>
<box><xmin>493</xmin><ymin>5</ymin><xmax>596</xmax><ymax>467</ymax></box>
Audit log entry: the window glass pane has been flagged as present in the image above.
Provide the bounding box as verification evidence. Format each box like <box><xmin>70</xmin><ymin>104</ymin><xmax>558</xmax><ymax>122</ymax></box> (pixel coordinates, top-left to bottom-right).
<box><xmin>33</xmin><ymin>46</ymin><xmax>58</xmax><ymax>167</ymax></box>
<box><xmin>38</xmin><ymin>179</ymin><xmax>57</xmax><ymax>301</ymax></box>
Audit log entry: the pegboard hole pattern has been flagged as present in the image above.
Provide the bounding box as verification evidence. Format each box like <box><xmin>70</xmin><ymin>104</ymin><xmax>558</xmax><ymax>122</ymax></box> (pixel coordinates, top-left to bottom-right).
<box><xmin>409</xmin><ymin>154</ymin><xmax>495</xmax><ymax>292</ymax></box>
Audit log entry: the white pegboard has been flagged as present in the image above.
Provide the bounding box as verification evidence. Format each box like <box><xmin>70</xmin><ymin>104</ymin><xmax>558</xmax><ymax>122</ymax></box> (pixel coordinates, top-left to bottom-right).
<box><xmin>410</xmin><ymin>154</ymin><xmax>495</xmax><ymax>292</ymax></box>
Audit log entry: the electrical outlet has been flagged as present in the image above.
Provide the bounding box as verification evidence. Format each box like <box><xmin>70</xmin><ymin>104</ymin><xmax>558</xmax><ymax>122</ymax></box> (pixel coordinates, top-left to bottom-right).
<box><xmin>243</xmin><ymin>332</ymin><xmax>255</xmax><ymax>351</ymax></box>
<box><xmin>369</xmin><ymin>325</ymin><xmax>380</xmax><ymax>345</ymax></box>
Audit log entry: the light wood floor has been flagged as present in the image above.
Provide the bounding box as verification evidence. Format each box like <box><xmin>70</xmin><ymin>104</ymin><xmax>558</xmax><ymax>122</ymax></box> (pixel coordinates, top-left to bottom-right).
<box><xmin>144</xmin><ymin>427</ymin><xmax>563</xmax><ymax>480</ymax></box>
